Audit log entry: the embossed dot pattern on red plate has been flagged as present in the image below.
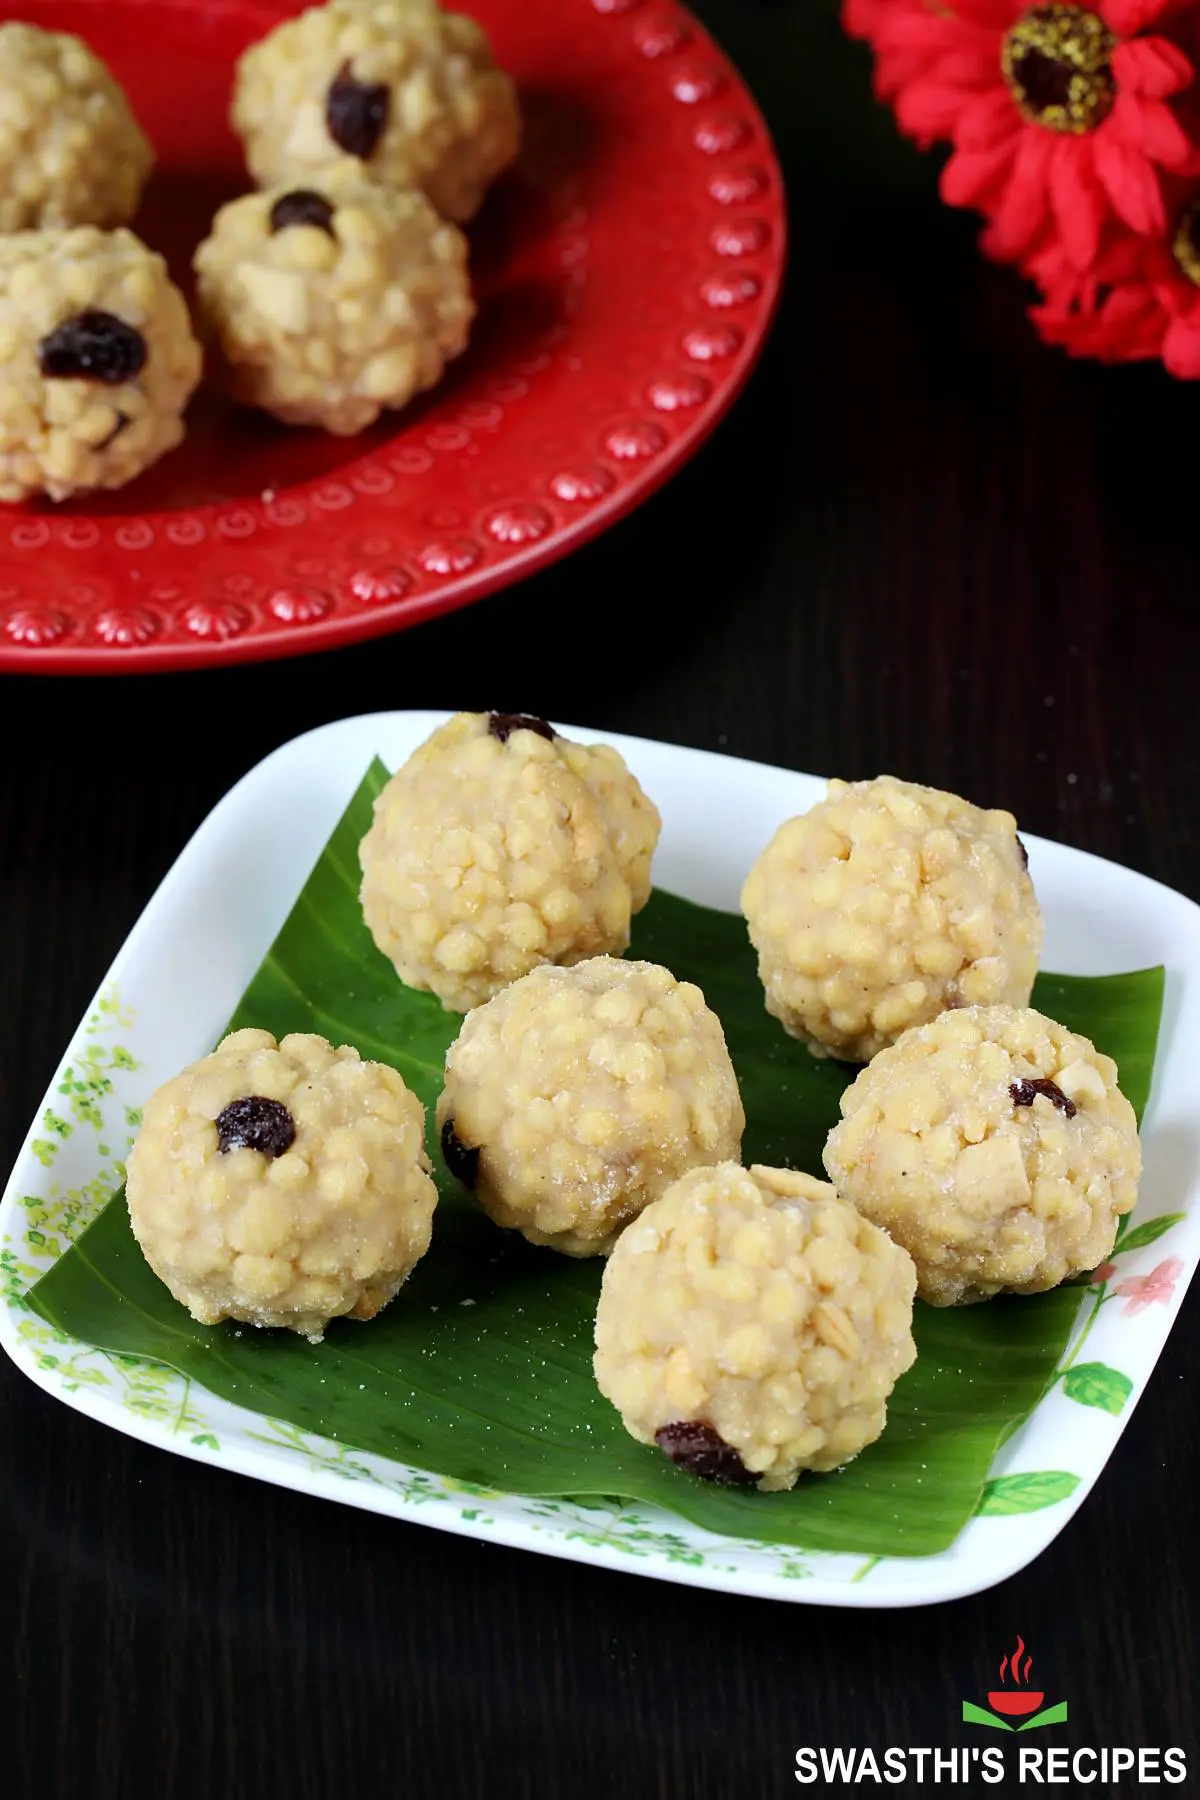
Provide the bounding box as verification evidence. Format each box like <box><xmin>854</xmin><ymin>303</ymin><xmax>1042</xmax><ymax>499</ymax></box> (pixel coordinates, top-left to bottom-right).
<box><xmin>693</xmin><ymin>116</ymin><xmax>751</xmax><ymax>154</ymax></box>
<box><xmin>93</xmin><ymin>608</ymin><xmax>160</xmax><ymax>647</ymax></box>
<box><xmin>708</xmin><ymin>167</ymin><xmax>767</xmax><ymax>205</ymax></box>
<box><xmin>551</xmin><ymin>466</ymin><xmax>617</xmax><ymax>502</ymax></box>
<box><xmin>348</xmin><ymin>567</ymin><xmax>413</xmax><ymax>605</ymax></box>
<box><xmin>711</xmin><ymin>219</ymin><xmax>770</xmax><ymax>257</ymax></box>
<box><xmin>604</xmin><ymin>423</ymin><xmax>670</xmax><ymax>461</ymax></box>
<box><xmin>269</xmin><ymin>587</ymin><xmax>331</xmax><ymax>625</ymax></box>
<box><xmin>634</xmin><ymin>19</ymin><xmax>690</xmax><ymax>58</ymax></box>
<box><xmin>683</xmin><ymin>325</ymin><xmax>743</xmax><ymax>362</ymax></box>
<box><xmin>486</xmin><ymin>505</ymin><xmax>553</xmax><ymax>546</ymax></box>
<box><xmin>4</xmin><ymin>607</ymin><xmax>70</xmax><ymax>647</ymax></box>
<box><xmin>648</xmin><ymin>374</ymin><xmax>711</xmax><ymax>412</ymax></box>
<box><xmin>181</xmin><ymin>600</ymin><xmax>250</xmax><ymax>641</ymax></box>
<box><xmin>0</xmin><ymin>0</ymin><xmax>785</xmax><ymax>672</ymax></box>
<box><xmin>701</xmin><ymin>272</ymin><xmax>763</xmax><ymax>309</ymax></box>
<box><xmin>671</xmin><ymin>66</ymin><xmax>726</xmax><ymax>104</ymax></box>
<box><xmin>417</xmin><ymin>539</ymin><xmax>484</xmax><ymax>578</ymax></box>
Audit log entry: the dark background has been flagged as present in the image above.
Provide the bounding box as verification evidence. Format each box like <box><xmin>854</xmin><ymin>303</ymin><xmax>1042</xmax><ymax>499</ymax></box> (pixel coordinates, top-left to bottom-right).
<box><xmin>2</xmin><ymin>1</ymin><xmax>1196</xmax><ymax>1794</ymax></box>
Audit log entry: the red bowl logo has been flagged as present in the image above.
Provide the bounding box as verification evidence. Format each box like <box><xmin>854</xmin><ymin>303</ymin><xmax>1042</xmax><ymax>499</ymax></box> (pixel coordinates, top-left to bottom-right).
<box><xmin>988</xmin><ymin>1691</ymin><xmax>1045</xmax><ymax>1717</ymax></box>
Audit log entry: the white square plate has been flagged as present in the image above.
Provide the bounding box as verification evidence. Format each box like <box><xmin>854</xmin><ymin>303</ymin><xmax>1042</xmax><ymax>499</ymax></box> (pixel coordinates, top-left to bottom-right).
<box><xmin>2</xmin><ymin>713</ymin><xmax>1196</xmax><ymax>1607</ymax></box>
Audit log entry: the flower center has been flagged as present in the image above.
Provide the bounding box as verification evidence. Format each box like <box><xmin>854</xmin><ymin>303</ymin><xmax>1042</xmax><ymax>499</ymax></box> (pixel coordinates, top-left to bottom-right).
<box><xmin>1002</xmin><ymin>5</ymin><xmax>1116</xmax><ymax>133</ymax></box>
<box><xmin>1173</xmin><ymin>199</ymin><xmax>1200</xmax><ymax>285</ymax></box>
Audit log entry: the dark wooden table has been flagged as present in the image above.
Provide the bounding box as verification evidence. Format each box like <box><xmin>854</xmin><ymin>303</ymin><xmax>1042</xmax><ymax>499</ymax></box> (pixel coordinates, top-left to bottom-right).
<box><xmin>2</xmin><ymin>3</ymin><xmax>1197</xmax><ymax>1794</ymax></box>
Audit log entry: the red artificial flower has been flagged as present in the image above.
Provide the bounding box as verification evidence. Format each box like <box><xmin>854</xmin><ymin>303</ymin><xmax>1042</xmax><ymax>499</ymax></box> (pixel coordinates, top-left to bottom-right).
<box><xmin>844</xmin><ymin>0</ymin><xmax>987</xmax><ymax>147</ymax></box>
<box><xmin>1027</xmin><ymin>230</ymin><xmax>1168</xmax><ymax>357</ymax></box>
<box><xmin>848</xmin><ymin>0</ymin><xmax>1198</xmax><ymax>269</ymax></box>
<box><xmin>1028</xmin><ymin>186</ymin><xmax>1200</xmax><ymax>370</ymax></box>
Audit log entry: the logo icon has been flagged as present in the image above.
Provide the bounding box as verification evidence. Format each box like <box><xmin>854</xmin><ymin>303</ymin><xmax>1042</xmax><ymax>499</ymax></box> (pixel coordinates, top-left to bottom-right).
<box><xmin>962</xmin><ymin>1637</ymin><xmax>1068</xmax><ymax>1732</ymax></box>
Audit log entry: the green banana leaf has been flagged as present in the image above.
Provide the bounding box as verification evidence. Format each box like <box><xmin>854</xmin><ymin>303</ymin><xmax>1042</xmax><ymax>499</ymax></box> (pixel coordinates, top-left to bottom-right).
<box><xmin>26</xmin><ymin>761</ymin><xmax>1164</xmax><ymax>1557</ymax></box>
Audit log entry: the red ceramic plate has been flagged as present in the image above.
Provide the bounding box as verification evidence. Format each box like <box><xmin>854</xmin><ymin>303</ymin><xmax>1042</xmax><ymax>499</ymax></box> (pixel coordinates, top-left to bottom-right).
<box><xmin>0</xmin><ymin>0</ymin><xmax>785</xmax><ymax>673</ymax></box>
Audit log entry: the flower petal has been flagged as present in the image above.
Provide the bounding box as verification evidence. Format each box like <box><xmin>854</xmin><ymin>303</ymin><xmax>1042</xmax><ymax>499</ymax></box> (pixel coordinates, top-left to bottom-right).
<box><xmin>956</xmin><ymin>85</ymin><xmax>1022</xmax><ymax>149</ymax></box>
<box><xmin>1048</xmin><ymin>138</ymin><xmax>1106</xmax><ymax>269</ymax></box>
<box><xmin>1029</xmin><ymin>302</ymin><xmax>1090</xmax><ymax>351</ymax></box>
<box><xmin>1028</xmin><ymin>293</ymin><xmax>1149</xmax><ymax>360</ymax></box>
<box><xmin>1112</xmin><ymin>93</ymin><xmax>1193</xmax><ymax>169</ymax></box>
<box><xmin>952</xmin><ymin>0</ymin><xmax>1018</xmax><ymax>24</ymax></box>
<box><xmin>874</xmin><ymin>54</ymin><xmax>933</xmax><ymax>102</ymax></box>
<box><xmin>873</xmin><ymin>11</ymin><xmax>998</xmax><ymax>56</ymax></box>
<box><xmin>927</xmin><ymin>47</ymin><xmax>1004</xmax><ymax>87</ymax></box>
<box><xmin>981</xmin><ymin>216</ymin><xmax>1054</xmax><ymax>266</ymax></box>
<box><xmin>842</xmin><ymin>0</ymin><xmax>879</xmax><ymax>42</ymax></box>
<box><xmin>941</xmin><ymin>138</ymin><xmax>1018</xmax><ymax>207</ymax></box>
<box><xmin>1094</xmin><ymin>126</ymin><xmax>1166</xmax><ymax>233</ymax></box>
<box><xmin>1027</xmin><ymin>243</ymin><xmax>1141</xmax><ymax>354</ymax></box>
<box><xmin>1111</xmin><ymin>36</ymin><xmax>1192</xmax><ymax>100</ymax></box>
<box><xmin>1101</xmin><ymin>287</ymin><xmax>1167</xmax><ymax>354</ymax></box>
<box><xmin>895</xmin><ymin>78</ymin><xmax>982</xmax><ymax>139</ymax></box>
<box><xmin>1100</xmin><ymin>0</ymin><xmax>1174</xmax><ymax>35</ymax></box>
<box><xmin>1031</xmin><ymin>224</ymin><xmax>1154</xmax><ymax>294</ymax></box>
<box><xmin>982</xmin><ymin>127</ymin><xmax>1056</xmax><ymax>261</ymax></box>
<box><xmin>1113</xmin><ymin>1254</ymin><xmax>1186</xmax><ymax>1301</ymax></box>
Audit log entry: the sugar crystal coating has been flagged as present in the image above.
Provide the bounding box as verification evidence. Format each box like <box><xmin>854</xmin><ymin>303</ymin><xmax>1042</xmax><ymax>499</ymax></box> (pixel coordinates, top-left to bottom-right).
<box><xmin>194</xmin><ymin>159</ymin><xmax>473</xmax><ymax>434</ymax></box>
<box><xmin>232</xmin><ymin>0</ymin><xmax>521</xmax><ymax>223</ymax></box>
<box><xmin>741</xmin><ymin>775</ymin><xmax>1043</xmax><ymax>1062</ymax></box>
<box><xmin>0</xmin><ymin>22</ymin><xmax>153</xmax><ymax>233</ymax></box>
<box><xmin>824</xmin><ymin>1003</ymin><xmax>1141</xmax><ymax>1305</ymax></box>
<box><xmin>594</xmin><ymin>1163</ymin><xmax>917</xmax><ymax>1489</ymax></box>
<box><xmin>436</xmin><ymin>957</ymin><xmax>744</xmax><ymax>1256</ymax></box>
<box><xmin>360</xmin><ymin>712</ymin><xmax>661</xmax><ymax>1011</ymax></box>
<box><xmin>0</xmin><ymin>227</ymin><xmax>201</xmax><ymax>502</ymax></box>
<box><xmin>126</xmin><ymin>1028</ymin><xmax>438</xmax><ymax>1341</ymax></box>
